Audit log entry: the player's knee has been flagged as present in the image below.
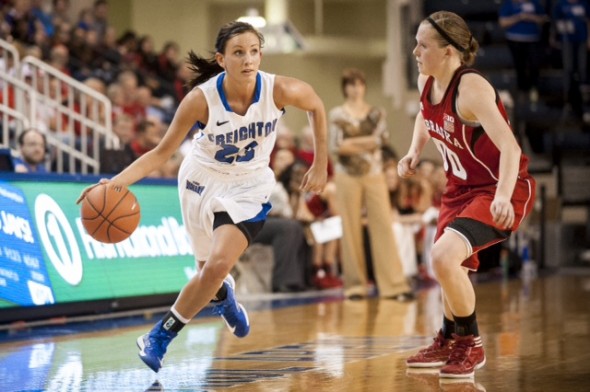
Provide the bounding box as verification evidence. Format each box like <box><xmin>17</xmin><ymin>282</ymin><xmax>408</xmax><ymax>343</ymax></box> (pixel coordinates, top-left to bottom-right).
<box><xmin>430</xmin><ymin>246</ymin><xmax>455</xmax><ymax>280</ymax></box>
<box><xmin>201</xmin><ymin>256</ymin><xmax>234</xmax><ymax>282</ymax></box>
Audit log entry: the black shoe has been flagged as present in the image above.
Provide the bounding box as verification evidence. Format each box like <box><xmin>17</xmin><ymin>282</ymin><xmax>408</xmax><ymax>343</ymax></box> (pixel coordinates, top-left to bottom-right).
<box><xmin>145</xmin><ymin>380</ymin><xmax>164</xmax><ymax>392</ymax></box>
<box><xmin>386</xmin><ymin>291</ymin><xmax>415</xmax><ymax>302</ymax></box>
<box><xmin>347</xmin><ymin>294</ymin><xmax>366</xmax><ymax>301</ymax></box>
<box><xmin>273</xmin><ymin>284</ymin><xmax>305</xmax><ymax>293</ymax></box>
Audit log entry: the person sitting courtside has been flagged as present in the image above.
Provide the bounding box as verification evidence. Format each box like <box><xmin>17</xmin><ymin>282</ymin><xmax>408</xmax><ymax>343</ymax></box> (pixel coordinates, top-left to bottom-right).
<box><xmin>13</xmin><ymin>129</ymin><xmax>49</xmax><ymax>173</ymax></box>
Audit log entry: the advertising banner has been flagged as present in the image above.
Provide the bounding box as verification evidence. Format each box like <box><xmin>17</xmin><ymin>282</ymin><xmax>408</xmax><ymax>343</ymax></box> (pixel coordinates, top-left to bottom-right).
<box><xmin>0</xmin><ymin>179</ymin><xmax>195</xmax><ymax>309</ymax></box>
<box><xmin>0</xmin><ymin>182</ymin><xmax>53</xmax><ymax>306</ymax></box>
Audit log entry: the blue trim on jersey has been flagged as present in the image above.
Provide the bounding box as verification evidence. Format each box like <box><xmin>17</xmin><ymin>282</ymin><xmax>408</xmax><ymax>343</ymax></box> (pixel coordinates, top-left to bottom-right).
<box><xmin>253</xmin><ymin>72</ymin><xmax>262</xmax><ymax>103</ymax></box>
<box><xmin>216</xmin><ymin>72</ymin><xmax>263</xmax><ymax>112</ymax></box>
<box><xmin>192</xmin><ymin>121</ymin><xmax>205</xmax><ymax>130</ymax></box>
<box><xmin>217</xmin><ymin>73</ymin><xmax>232</xmax><ymax>112</ymax></box>
<box><xmin>245</xmin><ymin>202</ymin><xmax>272</xmax><ymax>222</ymax></box>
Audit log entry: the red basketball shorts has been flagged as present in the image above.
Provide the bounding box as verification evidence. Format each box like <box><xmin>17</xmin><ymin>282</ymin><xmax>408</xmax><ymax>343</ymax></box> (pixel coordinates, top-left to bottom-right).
<box><xmin>435</xmin><ymin>175</ymin><xmax>536</xmax><ymax>270</ymax></box>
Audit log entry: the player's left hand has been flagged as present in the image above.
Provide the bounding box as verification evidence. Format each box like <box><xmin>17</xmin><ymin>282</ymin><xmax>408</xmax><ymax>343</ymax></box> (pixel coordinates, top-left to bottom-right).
<box><xmin>491</xmin><ymin>195</ymin><xmax>514</xmax><ymax>229</ymax></box>
<box><xmin>300</xmin><ymin>164</ymin><xmax>327</xmax><ymax>194</ymax></box>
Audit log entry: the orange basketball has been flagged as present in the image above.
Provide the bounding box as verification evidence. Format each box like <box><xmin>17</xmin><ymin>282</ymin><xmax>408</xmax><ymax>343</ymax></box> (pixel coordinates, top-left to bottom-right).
<box><xmin>80</xmin><ymin>183</ymin><xmax>141</xmax><ymax>243</ymax></box>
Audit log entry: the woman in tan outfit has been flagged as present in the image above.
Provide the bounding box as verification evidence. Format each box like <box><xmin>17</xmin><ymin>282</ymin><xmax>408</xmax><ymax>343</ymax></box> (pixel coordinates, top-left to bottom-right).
<box><xmin>329</xmin><ymin>68</ymin><xmax>414</xmax><ymax>301</ymax></box>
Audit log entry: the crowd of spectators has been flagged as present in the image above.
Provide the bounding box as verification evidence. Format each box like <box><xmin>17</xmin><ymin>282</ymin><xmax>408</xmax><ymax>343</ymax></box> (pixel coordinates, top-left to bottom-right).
<box><xmin>498</xmin><ymin>0</ymin><xmax>590</xmax><ymax>119</ymax></box>
<box><xmin>1</xmin><ymin>0</ymin><xmax>191</xmax><ymax>177</ymax></box>
<box><xmin>0</xmin><ymin>0</ymin><xmax>449</xmax><ymax>293</ymax></box>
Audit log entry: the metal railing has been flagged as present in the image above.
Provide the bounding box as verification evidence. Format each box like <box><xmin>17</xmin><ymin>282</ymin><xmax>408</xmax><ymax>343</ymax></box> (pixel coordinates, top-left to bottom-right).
<box><xmin>1</xmin><ymin>38</ymin><xmax>118</xmax><ymax>174</ymax></box>
<box><xmin>1</xmin><ymin>38</ymin><xmax>28</xmax><ymax>146</ymax></box>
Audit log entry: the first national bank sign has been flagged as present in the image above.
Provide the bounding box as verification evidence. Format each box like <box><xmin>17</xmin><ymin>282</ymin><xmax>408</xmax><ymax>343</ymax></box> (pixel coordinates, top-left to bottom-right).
<box><xmin>0</xmin><ymin>180</ymin><xmax>195</xmax><ymax>308</ymax></box>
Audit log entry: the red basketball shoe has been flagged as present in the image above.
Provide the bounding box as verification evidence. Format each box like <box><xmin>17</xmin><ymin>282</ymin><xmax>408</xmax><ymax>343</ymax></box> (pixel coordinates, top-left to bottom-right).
<box><xmin>439</xmin><ymin>334</ymin><xmax>486</xmax><ymax>378</ymax></box>
<box><xmin>406</xmin><ymin>330</ymin><xmax>454</xmax><ymax>367</ymax></box>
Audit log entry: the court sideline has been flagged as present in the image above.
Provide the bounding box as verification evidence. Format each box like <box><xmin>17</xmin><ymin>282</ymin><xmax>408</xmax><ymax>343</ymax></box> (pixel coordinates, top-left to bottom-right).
<box><xmin>1</xmin><ymin>271</ymin><xmax>589</xmax><ymax>391</ymax></box>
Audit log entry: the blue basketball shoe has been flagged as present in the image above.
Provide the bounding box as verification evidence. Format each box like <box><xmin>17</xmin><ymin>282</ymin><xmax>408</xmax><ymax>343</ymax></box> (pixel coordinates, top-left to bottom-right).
<box><xmin>136</xmin><ymin>320</ymin><xmax>177</xmax><ymax>372</ymax></box>
<box><xmin>212</xmin><ymin>274</ymin><xmax>250</xmax><ymax>338</ymax></box>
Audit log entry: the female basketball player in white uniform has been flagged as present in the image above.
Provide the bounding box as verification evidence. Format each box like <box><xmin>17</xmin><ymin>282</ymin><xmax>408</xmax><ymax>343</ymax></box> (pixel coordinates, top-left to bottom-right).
<box><xmin>78</xmin><ymin>21</ymin><xmax>328</xmax><ymax>372</ymax></box>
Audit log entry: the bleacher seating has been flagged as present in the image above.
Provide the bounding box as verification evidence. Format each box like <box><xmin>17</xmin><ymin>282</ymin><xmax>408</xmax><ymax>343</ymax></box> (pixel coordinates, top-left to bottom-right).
<box><xmin>423</xmin><ymin>0</ymin><xmax>502</xmax><ymax>21</ymax></box>
<box><xmin>0</xmin><ymin>38</ymin><xmax>119</xmax><ymax>175</ymax></box>
<box><xmin>476</xmin><ymin>45</ymin><xmax>514</xmax><ymax>70</ymax></box>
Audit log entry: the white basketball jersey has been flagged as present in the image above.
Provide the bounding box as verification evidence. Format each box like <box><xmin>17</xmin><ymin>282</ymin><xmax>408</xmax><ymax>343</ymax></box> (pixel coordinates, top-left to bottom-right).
<box><xmin>189</xmin><ymin>71</ymin><xmax>284</xmax><ymax>176</ymax></box>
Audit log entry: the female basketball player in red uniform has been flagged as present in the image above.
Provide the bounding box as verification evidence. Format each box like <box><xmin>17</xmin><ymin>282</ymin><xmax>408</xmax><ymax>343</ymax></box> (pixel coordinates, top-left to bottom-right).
<box><xmin>399</xmin><ymin>11</ymin><xmax>536</xmax><ymax>378</ymax></box>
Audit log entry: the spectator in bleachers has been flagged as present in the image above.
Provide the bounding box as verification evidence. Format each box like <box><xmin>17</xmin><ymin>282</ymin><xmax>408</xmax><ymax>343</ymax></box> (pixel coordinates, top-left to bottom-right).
<box><xmin>101</xmin><ymin>25</ymin><xmax>120</xmax><ymax>61</ymax></box>
<box><xmin>80</xmin><ymin>76</ymin><xmax>107</xmax><ymax>127</ymax></box>
<box><xmin>23</xmin><ymin>71</ymin><xmax>60</xmax><ymax>135</ymax></box>
<box><xmin>381</xmin><ymin>143</ymin><xmax>398</xmax><ymax>167</ymax></box>
<box><xmin>99</xmin><ymin>113</ymin><xmax>134</xmax><ymax>174</ymax></box>
<box><xmin>106</xmin><ymin>82</ymin><xmax>124</xmax><ymax>120</ymax></box>
<box><xmin>552</xmin><ymin>0</ymin><xmax>590</xmax><ymax>114</ymax></box>
<box><xmin>136</xmin><ymin>34</ymin><xmax>158</xmax><ymax>76</ymax></box>
<box><xmin>100</xmin><ymin>115</ymin><xmax>163</xmax><ymax>175</ymax></box>
<box><xmin>90</xmin><ymin>26</ymin><xmax>120</xmax><ymax>85</ymax></box>
<box><xmin>51</xmin><ymin>20</ymin><xmax>72</xmax><ymax>47</ymax></box>
<box><xmin>253</xmin><ymin>176</ymin><xmax>313</xmax><ymax>293</ymax></box>
<box><xmin>51</xmin><ymin>0</ymin><xmax>71</xmax><ymax>26</ymax></box>
<box><xmin>293</xmin><ymin>127</ymin><xmax>340</xmax><ymax>288</ymax></box>
<box><xmin>155</xmin><ymin>41</ymin><xmax>180</xmax><ymax>82</ymax></box>
<box><xmin>117</xmin><ymin>69</ymin><xmax>145</xmax><ymax>124</ymax></box>
<box><xmin>0</xmin><ymin>39</ymin><xmax>21</xmax><ymax>85</ymax></box>
<box><xmin>154</xmin><ymin>41</ymin><xmax>180</xmax><ymax>99</ymax></box>
<box><xmin>173</xmin><ymin>60</ymin><xmax>193</xmax><ymax>104</ymax></box>
<box><xmin>269</xmin><ymin>125</ymin><xmax>296</xmax><ymax>170</ymax></box>
<box><xmin>128</xmin><ymin>116</ymin><xmax>163</xmax><ymax>159</ymax></box>
<box><xmin>296</xmin><ymin>125</ymin><xmax>334</xmax><ymax>178</ymax></box>
<box><xmin>385</xmin><ymin>159</ymin><xmax>444</xmax><ymax>286</ymax></box>
<box><xmin>47</xmin><ymin>43</ymin><xmax>70</xmax><ymax>76</ymax></box>
<box><xmin>136</xmin><ymin>85</ymin><xmax>166</xmax><ymax>121</ymax></box>
<box><xmin>111</xmin><ymin>113</ymin><xmax>134</xmax><ymax>145</ymax></box>
<box><xmin>30</xmin><ymin>0</ymin><xmax>54</xmax><ymax>38</ymax></box>
<box><xmin>0</xmin><ymin>8</ymin><xmax>11</xmax><ymax>39</ymax></box>
<box><xmin>71</xmin><ymin>27</ymin><xmax>102</xmax><ymax>80</ymax></box>
<box><xmin>25</xmin><ymin>41</ymin><xmax>42</xmax><ymax>59</ymax></box>
<box><xmin>280</xmin><ymin>158</ymin><xmax>342</xmax><ymax>290</ymax></box>
<box><xmin>276</xmin><ymin>126</ymin><xmax>297</xmax><ymax>152</ymax></box>
<box><xmin>76</xmin><ymin>7</ymin><xmax>94</xmax><ymax>32</ymax></box>
<box><xmin>499</xmin><ymin>0</ymin><xmax>549</xmax><ymax>104</ymax></box>
<box><xmin>4</xmin><ymin>0</ymin><xmax>33</xmax><ymax>43</ymax></box>
<box><xmin>42</xmin><ymin>75</ymin><xmax>105</xmax><ymax>173</ymax></box>
<box><xmin>91</xmin><ymin>0</ymin><xmax>108</xmax><ymax>42</ymax></box>
<box><xmin>384</xmin><ymin>160</ymin><xmax>420</xmax><ymax>281</ymax></box>
<box><xmin>115</xmin><ymin>30</ymin><xmax>139</xmax><ymax>67</ymax></box>
<box><xmin>12</xmin><ymin>128</ymin><xmax>48</xmax><ymax>173</ymax></box>
<box><xmin>29</xmin><ymin>15</ymin><xmax>51</xmax><ymax>55</ymax></box>
<box><xmin>272</xmin><ymin>147</ymin><xmax>295</xmax><ymax>179</ymax></box>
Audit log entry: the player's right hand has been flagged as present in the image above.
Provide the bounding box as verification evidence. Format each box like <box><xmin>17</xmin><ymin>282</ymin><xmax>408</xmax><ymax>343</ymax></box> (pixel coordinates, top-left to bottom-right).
<box><xmin>397</xmin><ymin>154</ymin><xmax>419</xmax><ymax>178</ymax></box>
<box><xmin>76</xmin><ymin>178</ymin><xmax>111</xmax><ymax>204</ymax></box>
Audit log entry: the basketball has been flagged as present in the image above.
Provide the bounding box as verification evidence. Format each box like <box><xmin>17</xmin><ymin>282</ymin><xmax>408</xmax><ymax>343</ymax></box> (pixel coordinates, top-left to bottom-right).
<box><xmin>80</xmin><ymin>183</ymin><xmax>141</xmax><ymax>243</ymax></box>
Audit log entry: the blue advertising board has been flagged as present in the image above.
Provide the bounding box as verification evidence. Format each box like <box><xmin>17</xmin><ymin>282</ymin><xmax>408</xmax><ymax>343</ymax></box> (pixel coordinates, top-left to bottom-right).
<box><xmin>0</xmin><ymin>181</ymin><xmax>54</xmax><ymax>306</ymax></box>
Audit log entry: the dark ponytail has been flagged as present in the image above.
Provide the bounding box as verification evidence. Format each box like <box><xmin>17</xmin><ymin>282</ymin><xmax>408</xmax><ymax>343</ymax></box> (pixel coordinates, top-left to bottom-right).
<box><xmin>187</xmin><ymin>50</ymin><xmax>223</xmax><ymax>89</ymax></box>
<box><xmin>186</xmin><ymin>21</ymin><xmax>264</xmax><ymax>89</ymax></box>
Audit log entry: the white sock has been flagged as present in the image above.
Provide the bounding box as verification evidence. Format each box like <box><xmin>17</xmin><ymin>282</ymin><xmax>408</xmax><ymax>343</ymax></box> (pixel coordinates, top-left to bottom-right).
<box><xmin>170</xmin><ymin>306</ymin><xmax>191</xmax><ymax>324</ymax></box>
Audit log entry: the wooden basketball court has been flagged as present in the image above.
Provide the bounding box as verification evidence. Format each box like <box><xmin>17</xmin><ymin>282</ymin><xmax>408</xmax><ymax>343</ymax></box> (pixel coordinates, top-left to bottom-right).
<box><xmin>1</xmin><ymin>272</ymin><xmax>589</xmax><ymax>391</ymax></box>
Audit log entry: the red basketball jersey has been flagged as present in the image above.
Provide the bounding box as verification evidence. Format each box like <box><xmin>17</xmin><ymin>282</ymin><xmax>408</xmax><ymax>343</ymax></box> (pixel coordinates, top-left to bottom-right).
<box><xmin>420</xmin><ymin>67</ymin><xmax>530</xmax><ymax>187</ymax></box>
